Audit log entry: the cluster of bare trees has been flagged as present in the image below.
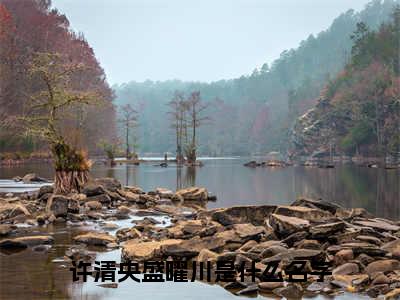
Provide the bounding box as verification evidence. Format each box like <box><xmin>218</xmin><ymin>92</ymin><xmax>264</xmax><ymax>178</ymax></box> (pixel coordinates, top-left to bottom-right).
<box><xmin>167</xmin><ymin>91</ymin><xmax>209</xmax><ymax>165</ymax></box>
<box><xmin>119</xmin><ymin>104</ymin><xmax>138</xmax><ymax>159</ymax></box>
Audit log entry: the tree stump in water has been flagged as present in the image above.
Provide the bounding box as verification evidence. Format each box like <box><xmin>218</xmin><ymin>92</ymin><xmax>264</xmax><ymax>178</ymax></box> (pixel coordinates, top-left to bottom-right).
<box><xmin>54</xmin><ymin>170</ymin><xmax>89</xmax><ymax>194</ymax></box>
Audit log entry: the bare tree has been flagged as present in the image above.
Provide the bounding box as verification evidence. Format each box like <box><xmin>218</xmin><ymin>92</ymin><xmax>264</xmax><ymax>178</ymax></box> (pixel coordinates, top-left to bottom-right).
<box><xmin>119</xmin><ymin>104</ymin><xmax>137</xmax><ymax>159</ymax></box>
<box><xmin>16</xmin><ymin>52</ymin><xmax>101</xmax><ymax>194</ymax></box>
<box><xmin>185</xmin><ymin>91</ymin><xmax>209</xmax><ymax>164</ymax></box>
<box><xmin>167</xmin><ymin>91</ymin><xmax>187</xmax><ymax>164</ymax></box>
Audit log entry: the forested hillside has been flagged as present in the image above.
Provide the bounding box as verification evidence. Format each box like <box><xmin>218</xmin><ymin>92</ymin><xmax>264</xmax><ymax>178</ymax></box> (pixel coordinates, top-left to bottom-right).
<box><xmin>291</xmin><ymin>8</ymin><xmax>399</xmax><ymax>159</ymax></box>
<box><xmin>114</xmin><ymin>0</ymin><xmax>398</xmax><ymax>156</ymax></box>
<box><xmin>0</xmin><ymin>0</ymin><xmax>116</xmax><ymax>158</ymax></box>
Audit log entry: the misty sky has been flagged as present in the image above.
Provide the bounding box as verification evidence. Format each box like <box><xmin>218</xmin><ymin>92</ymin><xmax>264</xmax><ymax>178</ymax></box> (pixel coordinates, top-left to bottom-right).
<box><xmin>52</xmin><ymin>0</ymin><xmax>372</xmax><ymax>85</ymax></box>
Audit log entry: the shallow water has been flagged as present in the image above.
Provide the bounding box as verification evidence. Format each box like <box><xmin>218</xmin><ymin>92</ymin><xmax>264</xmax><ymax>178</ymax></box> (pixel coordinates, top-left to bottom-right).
<box><xmin>0</xmin><ymin>158</ymin><xmax>398</xmax><ymax>299</ymax></box>
<box><xmin>1</xmin><ymin>158</ymin><xmax>399</xmax><ymax>218</ymax></box>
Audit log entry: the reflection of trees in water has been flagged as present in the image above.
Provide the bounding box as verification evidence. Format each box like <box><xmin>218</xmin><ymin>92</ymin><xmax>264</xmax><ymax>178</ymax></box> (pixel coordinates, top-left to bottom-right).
<box><xmin>185</xmin><ymin>167</ymin><xmax>196</xmax><ymax>187</ymax></box>
<box><xmin>124</xmin><ymin>165</ymin><xmax>138</xmax><ymax>186</ymax></box>
<box><xmin>375</xmin><ymin>168</ymin><xmax>400</xmax><ymax>219</ymax></box>
<box><xmin>294</xmin><ymin>166</ymin><xmax>399</xmax><ymax>219</ymax></box>
<box><xmin>0</xmin><ymin>225</ymin><xmax>87</xmax><ymax>299</ymax></box>
<box><xmin>176</xmin><ymin>166</ymin><xmax>182</xmax><ymax>190</ymax></box>
<box><xmin>176</xmin><ymin>166</ymin><xmax>197</xmax><ymax>190</ymax></box>
<box><xmin>106</xmin><ymin>168</ymin><xmax>115</xmax><ymax>179</ymax></box>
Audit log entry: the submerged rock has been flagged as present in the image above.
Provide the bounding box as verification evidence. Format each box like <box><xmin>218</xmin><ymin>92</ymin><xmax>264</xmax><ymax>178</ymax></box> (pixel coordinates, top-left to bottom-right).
<box><xmin>22</xmin><ymin>173</ymin><xmax>48</xmax><ymax>183</ymax></box>
<box><xmin>291</xmin><ymin>197</ymin><xmax>342</xmax><ymax>214</ymax></box>
<box><xmin>82</xmin><ymin>183</ymin><xmax>106</xmax><ymax>197</ymax></box>
<box><xmin>309</xmin><ymin>221</ymin><xmax>346</xmax><ymax>237</ymax></box>
<box><xmin>0</xmin><ymin>235</ymin><xmax>54</xmax><ymax>248</ymax></box>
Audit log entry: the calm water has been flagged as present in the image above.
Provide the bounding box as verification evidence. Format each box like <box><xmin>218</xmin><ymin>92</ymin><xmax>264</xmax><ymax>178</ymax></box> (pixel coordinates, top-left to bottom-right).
<box><xmin>0</xmin><ymin>158</ymin><xmax>398</xmax><ymax>299</ymax></box>
<box><xmin>1</xmin><ymin>158</ymin><xmax>399</xmax><ymax>218</ymax></box>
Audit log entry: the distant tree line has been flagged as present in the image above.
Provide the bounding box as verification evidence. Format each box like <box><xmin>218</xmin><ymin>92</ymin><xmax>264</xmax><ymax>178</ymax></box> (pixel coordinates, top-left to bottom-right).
<box><xmin>114</xmin><ymin>0</ymin><xmax>398</xmax><ymax>156</ymax></box>
<box><xmin>167</xmin><ymin>91</ymin><xmax>209</xmax><ymax>164</ymax></box>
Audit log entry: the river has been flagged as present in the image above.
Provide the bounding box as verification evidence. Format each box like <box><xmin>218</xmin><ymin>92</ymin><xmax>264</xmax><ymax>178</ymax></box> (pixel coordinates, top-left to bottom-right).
<box><xmin>0</xmin><ymin>158</ymin><xmax>398</xmax><ymax>299</ymax></box>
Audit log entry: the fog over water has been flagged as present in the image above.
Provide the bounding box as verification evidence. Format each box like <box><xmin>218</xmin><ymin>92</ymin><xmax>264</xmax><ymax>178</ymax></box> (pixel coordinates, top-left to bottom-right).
<box><xmin>52</xmin><ymin>0</ymin><xmax>372</xmax><ymax>84</ymax></box>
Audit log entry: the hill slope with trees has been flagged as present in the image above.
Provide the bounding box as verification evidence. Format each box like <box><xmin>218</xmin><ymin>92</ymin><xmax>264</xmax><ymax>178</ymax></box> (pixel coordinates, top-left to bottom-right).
<box><xmin>291</xmin><ymin>7</ymin><xmax>400</xmax><ymax>160</ymax></box>
<box><xmin>0</xmin><ymin>0</ymin><xmax>116</xmax><ymax>158</ymax></box>
<box><xmin>114</xmin><ymin>0</ymin><xmax>399</xmax><ymax>156</ymax></box>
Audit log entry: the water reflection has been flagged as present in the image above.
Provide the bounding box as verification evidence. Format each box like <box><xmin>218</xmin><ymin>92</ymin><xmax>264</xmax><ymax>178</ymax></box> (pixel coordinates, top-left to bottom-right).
<box><xmin>0</xmin><ymin>159</ymin><xmax>398</xmax><ymax>219</ymax></box>
<box><xmin>0</xmin><ymin>159</ymin><xmax>397</xmax><ymax>300</ymax></box>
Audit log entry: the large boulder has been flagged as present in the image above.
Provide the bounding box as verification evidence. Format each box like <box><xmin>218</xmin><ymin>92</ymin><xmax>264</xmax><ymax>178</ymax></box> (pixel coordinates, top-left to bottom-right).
<box><xmin>85</xmin><ymin>200</ymin><xmax>103</xmax><ymax>210</ymax></box>
<box><xmin>197</xmin><ymin>249</ymin><xmax>218</xmax><ymax>262</ymax></box>
<box><xmin>94</xmin><ymin>178</ymin><xmax>121</xmax><ymax>192</ymax></box>
<box><xmin>309</xmin><ymin>221</ymin><xmax>346</xmax><ymax>238</ymax></box>
<box><xmin>155</xmin><ymin>188</ymin><xmax>174</xmax><ymax>199</ymax></box>
<box><xmin>328</xmin><ymin>242</ymin><xmax>387</xmax><ymax>256</ymax></box>
<box><xmin>382</xmin><ymin>240</ymin><xmax>400</xmax><ymax>258</ymax></box>
<box><xmin>332</xmin><ymin>263</ymin><xmax>360</xmax><ymax>275</ymax></box>
<box><xmin>232</xmin><ymin>223</ymin><xmax>265</xmax><ymax>242</ymax></box>
<box><xmin>46</xmin><ymin>195</ymin><xmax>69</xmax><ymax>217</ymax></box>
<box><xmin>122</xmin><ymin>239</ymin><xmax>182</xmax><ymax>261</ymax></box>
<box><xmin>365</xmin><ymin>259</ymin><xmax>400</xmax><ymax>275</ymax></box>
<box><xmin>0</xmin><ymin>235</ymin><xmax>54</xmax><ymax>249</ymax></box>
<box><xmin>22</xmin><ymin>173</ymin><xmax>48</xmax><ymax>183</ymax></box>
<box><xmin>82</xmin><ymin>183</ymin><xmax>106</xmax><ymax>197</ymax></box>
<box><xmin>116</xmin><ymin>227</ymin><xmax>142</xmax><ymax>242</ymax></box>
<box><xmin>209</xmin><ymin>205</ymin><xmax>276</xmax><ymax>226</ymax></box>
<box><xmin>291</xmin><ymin>197</ymin><xmax>342</xmax><ymax>214</ymax></box>
<box><xmin>0</xmin><ymin>203</ymin><xmax>30</xmax><ymax>221</ymax></box>
<box><xmin>176</xmin><ymin>187</ymin><xmax>208</xmax><ymax>201</ymax></box>
<box><xmin>268</xmin><ymin>213</ymin><xmax>310</xmax><ymax>237</ymax></box>
<box><xmin>38</xmin><ymin>185</ymin><xmax>54</xmax><ymax>198</ymax></box>
<box><xmin>73</xmin><ymin>232</ymin><xmax>116</xmax><ymax>246</ymax></box>
<box><xmin>352</xmin><ymin>219</ymin><xmax>400</xmax><ymax>232</ymax></box>
<box><xmin>274</xmin><ymin>205</ymin><xmax>332</xmax><ymax>221</ymax></box>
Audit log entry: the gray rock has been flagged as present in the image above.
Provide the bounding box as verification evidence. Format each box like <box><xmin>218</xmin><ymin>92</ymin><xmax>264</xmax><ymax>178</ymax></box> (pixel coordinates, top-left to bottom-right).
<box><xmin>209</xmin><ymin>205</ymin><xmax>276</xmax><ymax>226</ymax></box>
<box><xmin>274</xmin><ymin>205</ymin><xmax>333</xmax><ymax>220</ymax></box>
<box><xmin>86</xmin><ymin>194</ymin><xmax>111</xmax><ymax>204</ymax></box>
<box><xmin>94</xmin><ymin>178</ymin><xmax>121</xmax><ymax>192</ymax></box>
<box><xmin>22</xmin><ymin>173</ymin><xmax>48</xmax><ymax>183</ymax></box>
<box><xmin>332</xmin><ymin>262</ymin><xmax>360</xmax><ymax>275</ymax></box>
<box><xmin>365</xmin><ymin>259</ymin><xmax>400</xmax><ymax>275</ymax></box>
<box><xmin>273</xmin><ymin>283</ymin><xmax>303</xmax><ymax>299</ymax></box>
<box><xmin>310</xmin><ymin>221</ymin><xmax>346</xmax><ymax>238</ymax></box>
<box><xmin>269</xmin><ymin>213</ymin><xmax>310</xmax><ymax>237</ymax></box>
<box><xmin>46</xmin><ymin>195</ymin><xmax>69</xmax><ymax>217</ymax></box>
<box><xmin>38</xmin><ymin>185</ymin><xmax>54</xmax><ymax>198</ymax></box>
<box><xmin>82</xmin><ymin>183</ymin><xmax>106</xmax><ymax>197</ymax></box>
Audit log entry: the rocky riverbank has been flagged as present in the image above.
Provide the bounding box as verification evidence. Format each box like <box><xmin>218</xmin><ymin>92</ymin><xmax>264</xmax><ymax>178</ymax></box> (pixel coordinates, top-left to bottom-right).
<box><xmin>1</xmin><ymin>177</ymin><xmax>400</xmax><ymax>299</ymax></box>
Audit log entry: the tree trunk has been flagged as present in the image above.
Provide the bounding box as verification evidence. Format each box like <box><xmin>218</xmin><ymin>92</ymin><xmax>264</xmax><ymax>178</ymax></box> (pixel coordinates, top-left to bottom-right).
<box><xmin>126</xmin><ymin>122</ymin><xmax>130</xmax><ymax>159</ymax></box>
<box><xmin>54</xmin><ymin>170</ymin><xmax>89</xmax><ymax>194</ymax></box>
